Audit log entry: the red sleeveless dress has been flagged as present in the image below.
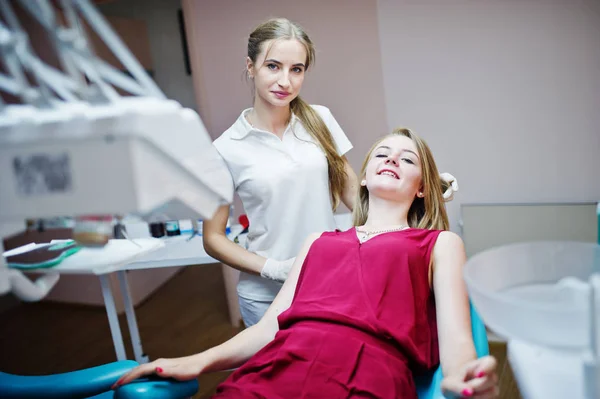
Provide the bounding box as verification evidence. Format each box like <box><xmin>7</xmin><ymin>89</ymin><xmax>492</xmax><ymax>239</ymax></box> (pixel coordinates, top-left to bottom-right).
<box><xmin>213</xmin><ymin>227</ymin><xmax>442</xmax><ymax>398</ymax></box>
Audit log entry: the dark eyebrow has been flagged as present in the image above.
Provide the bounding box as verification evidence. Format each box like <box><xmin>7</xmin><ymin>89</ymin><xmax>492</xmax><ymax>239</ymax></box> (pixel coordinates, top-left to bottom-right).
<box><xmin>374</xmin><ymin>145</ymin><xmax>419</xmax><ymax>159</ymax></box>
<box><xmin>265</xmin><ymin>59</ymin><xmax>306</xmax><ymax>68</ymax></box>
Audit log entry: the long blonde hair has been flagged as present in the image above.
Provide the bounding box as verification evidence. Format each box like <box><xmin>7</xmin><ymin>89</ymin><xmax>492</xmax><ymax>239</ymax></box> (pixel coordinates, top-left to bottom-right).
<box><xmin>247</xmin><ymin>18</ymin><xmax>347</xmax><ymax>210</ymax></box>
<box><xmin>352</xmin><ymin>128</ymin><xmax>450</xmax><ymax>230</ymax></box>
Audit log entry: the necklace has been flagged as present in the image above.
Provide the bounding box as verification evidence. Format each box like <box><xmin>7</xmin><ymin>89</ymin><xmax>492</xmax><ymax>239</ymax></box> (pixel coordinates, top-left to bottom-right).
<box><xmin>355</xmin><ymin>225</ymin><xmax>409</xmax><ymax>242</ymax></box>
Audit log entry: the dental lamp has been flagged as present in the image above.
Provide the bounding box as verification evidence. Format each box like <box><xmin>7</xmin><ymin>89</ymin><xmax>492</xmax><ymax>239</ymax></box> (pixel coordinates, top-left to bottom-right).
<box><xmin>0</xmin><ymin>0</ymin><xmax>233</xmax><ymax>301</ymax></box>
<box><xmin>0</xmin><ymin>1</ymin><xmax>231</xmax><ymax>397</ymax></box>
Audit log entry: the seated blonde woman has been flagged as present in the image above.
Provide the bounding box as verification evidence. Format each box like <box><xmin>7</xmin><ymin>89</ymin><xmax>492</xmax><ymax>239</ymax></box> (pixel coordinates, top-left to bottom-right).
<box><xmin>115</xmin><ymin>128</ymin><xmax>499</xmax><ymax>399</ymax></box>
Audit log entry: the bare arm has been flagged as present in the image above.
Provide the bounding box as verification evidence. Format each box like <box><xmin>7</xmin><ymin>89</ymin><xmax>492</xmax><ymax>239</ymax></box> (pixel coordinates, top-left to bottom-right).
<box><xmin>203</xmin><ymin>204</ymin><xmax>265</xmax><ymax>275</ymax></box>
<box><xmin>200</xmin><ymin>232</ymin><xmax>319</xmax><ymax>372</ymax></box>
<box><xmin>433</xmin><ymin>231</ymin><xmax>476</xmax><ymax>376</ymax></box>
<box><xmin>340</xmin><ymin>156</ymin><xmax>358</xmax><ymax>211</ymax></box>
<box><xmin>113</xmin><ymin>232</ymin><xmax>321</xmax><ymax>387</ymax></box>
<box><xmin>433</xmin><ymin>231</ymin><xmax>498</xmax><ymax>397</ymax></box>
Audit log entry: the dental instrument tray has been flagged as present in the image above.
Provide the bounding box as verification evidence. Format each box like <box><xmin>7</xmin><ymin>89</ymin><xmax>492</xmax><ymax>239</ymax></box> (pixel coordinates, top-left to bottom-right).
<box><xmin>4</xmin><ymin>240</ymin><xmax>81</xmax><ymax>269</ymax></box>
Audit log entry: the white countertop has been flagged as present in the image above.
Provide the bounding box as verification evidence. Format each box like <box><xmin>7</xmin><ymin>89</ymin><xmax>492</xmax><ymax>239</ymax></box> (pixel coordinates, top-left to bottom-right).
<box><xmin>4</xmin><ymin>213</ymin><xmax>353</xmax><ymax>276</ymax></box>
<box><xmin>4</xmin><ymin>232</ymin><xmax>226</xmax><ymax>276</ymax></box>
<box><xmin>124</xmin><ymin>234</ymin><xmax>216</xmax><ymax>271</ymax></box>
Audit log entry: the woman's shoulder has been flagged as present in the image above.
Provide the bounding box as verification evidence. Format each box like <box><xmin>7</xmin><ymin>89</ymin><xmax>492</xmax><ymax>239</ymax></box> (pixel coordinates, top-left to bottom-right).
<box><xmin>309</xmin><ymin>104</ymin><xmax>333</xmax><ymax>119</ymax></box>
<box><xmin>403</xmin><ymin>228</ymin><xmax>449</xmax><ymax>245</ymax></box>
<box><xmin>213</xmin><ymin>109</ymin><xmax>252</xmax><ymax>152</ymax></box>
<box><xmin>410</xmin><ymin>229</ymin><xmax>461</xmax><ymax>242</ymax></box>
<box><xmin>404</xmin><ymin>227</ymin><xmax>444</xmax><ymax>235</ymax></box>
<box><xmin>432</xmin><ymin>230</ymin><xmax>464</xmax><ymax>250</ymax></box>
<box><xmin>409</xmin><ymin>229</ymin><xmax>465</xmax><ymax>258</ymax></box>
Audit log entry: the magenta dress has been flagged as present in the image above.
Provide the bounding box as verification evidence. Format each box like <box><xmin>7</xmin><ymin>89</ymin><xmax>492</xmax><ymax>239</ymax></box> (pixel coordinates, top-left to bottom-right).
<box><xmin>213</xmin><ymin>227</ymin><xmax>443</xmax><ymax>398</ymax></box>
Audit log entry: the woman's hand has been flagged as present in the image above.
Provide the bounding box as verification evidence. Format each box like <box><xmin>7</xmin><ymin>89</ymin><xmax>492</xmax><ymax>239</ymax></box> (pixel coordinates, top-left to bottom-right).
<box><xmin>260</xmin><ymin>257</ymin><xmax>296</xmax><ymax>282</ymax></box>
<box><xmin>441</xmin><ymin>355</ymin><xmax>499</xmax><ymax>398</ymax></box>
<box><xmin>112</xmin><ymin>355</ymin><xmax>204</xmax><ymax>389</ymax></box>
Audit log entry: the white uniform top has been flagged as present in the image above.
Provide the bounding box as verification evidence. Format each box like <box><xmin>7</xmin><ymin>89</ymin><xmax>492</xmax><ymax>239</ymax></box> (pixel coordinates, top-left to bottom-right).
<box><xmin>213</xmin><ymin>105</ymin><xmax>353</xmax><ymax>301</ymax></box>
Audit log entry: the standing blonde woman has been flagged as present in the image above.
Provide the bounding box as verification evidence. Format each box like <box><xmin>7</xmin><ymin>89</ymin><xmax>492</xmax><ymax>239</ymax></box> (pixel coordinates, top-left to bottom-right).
<box><xmin>202</xmin><ymin>18</ymin><xmax>358</xmax><ymax>327</ymax></box>
<box><xmin>203</xmin><ymin>18</ymin><xmax>458</xmax><ymax>327</ymax></box>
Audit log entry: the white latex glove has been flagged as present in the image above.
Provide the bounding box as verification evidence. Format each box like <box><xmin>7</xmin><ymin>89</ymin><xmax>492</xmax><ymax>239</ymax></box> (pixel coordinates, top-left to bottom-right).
<box><xmin>260</xmin><ymin>257</ymin><xmax>296</xmax><ymax>283</ymax></box>
<box><xmin>440</xmin><ymin>172</ymin><xmax>459</xmax><ymax>202</ymax></box>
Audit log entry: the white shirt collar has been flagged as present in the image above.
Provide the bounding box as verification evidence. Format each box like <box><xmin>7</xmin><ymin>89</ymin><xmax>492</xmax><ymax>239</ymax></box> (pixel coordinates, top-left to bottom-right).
<box><xmin>230</xmin><ymin>108</ymin><xmax>299</xmax><ymax>140</ymax></box>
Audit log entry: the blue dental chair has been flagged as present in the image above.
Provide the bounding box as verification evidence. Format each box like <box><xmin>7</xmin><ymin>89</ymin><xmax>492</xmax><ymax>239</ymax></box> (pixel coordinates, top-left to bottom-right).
<box><xmin>0</xmin><ymin>361</ymin><xmax>198</xmax><ymax>399</ymax></box>
<box><xmin>0</xmin><ymin>303</ymin><xmax>487</xmax><ymax>399</ymax></box>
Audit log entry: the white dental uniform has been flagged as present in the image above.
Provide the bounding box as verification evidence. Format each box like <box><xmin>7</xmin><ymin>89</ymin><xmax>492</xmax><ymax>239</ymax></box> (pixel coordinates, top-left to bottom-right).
<box><xmin>213</xmin><ymin>105</ymin><xmax>352</xmax><ymax>309</ymax></box>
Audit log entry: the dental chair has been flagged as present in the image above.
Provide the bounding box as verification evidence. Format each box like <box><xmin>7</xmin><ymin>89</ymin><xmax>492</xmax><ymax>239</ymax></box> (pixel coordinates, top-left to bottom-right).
<box><xmin>0</xmin><ymin>302</ymin><xmax>488</xmax><ymax>399</ymax></box>
<box><xmin>0</xmin><ymin>361</ymin><xmax>198</xmax><ymax>399</ymax></box>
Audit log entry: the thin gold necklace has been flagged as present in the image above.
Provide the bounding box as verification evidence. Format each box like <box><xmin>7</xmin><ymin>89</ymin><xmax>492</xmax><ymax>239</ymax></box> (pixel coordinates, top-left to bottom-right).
<box><xmin>355</xmin><ymin>225</ymin><xmax>409</xmax><ymax>242</ymax></box>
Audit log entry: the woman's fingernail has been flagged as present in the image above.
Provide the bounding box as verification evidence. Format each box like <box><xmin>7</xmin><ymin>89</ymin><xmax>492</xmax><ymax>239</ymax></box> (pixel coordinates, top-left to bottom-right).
<box><xmin>477</xmin><ymin>371</ymin><xmax>486</xmax><ymax>378</ymax></box>
<box><xmin>156</xmin><ymin>367</ymin><xmax>163</xmax><ymax>373</ymax></box>
<box><xmin>462</xmin><ymin>388</ymin><xmax>473</xmax><ymax>397</ymax></box>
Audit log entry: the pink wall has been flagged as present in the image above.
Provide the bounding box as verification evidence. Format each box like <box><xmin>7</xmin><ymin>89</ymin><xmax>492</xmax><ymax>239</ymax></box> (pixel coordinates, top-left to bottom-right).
<box><xmin>181</xmin><ymin>0</ymin><xmax>600</xmax><ymax>234</ymax></box>
<box><xmin>377</xmin><ymin>0</ymin><xmax>600</xmax><ymax>231</ymax></box>
<box><xmin>182</xmin><ymin>0</ymin><xmax>388</xmax><ymax>177</ymax></box>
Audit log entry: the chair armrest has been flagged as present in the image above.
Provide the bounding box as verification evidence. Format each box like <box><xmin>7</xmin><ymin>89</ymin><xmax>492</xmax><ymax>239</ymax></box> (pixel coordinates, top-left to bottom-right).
<box><xmin>0</xmin><ymin>360</ymin><xmax>199</xmax><ymax>399</ymax></box>
<box><xmin>113</xmin><ymin>377</ymin><xmax>199</xmax><ymax>399</ymax></box>
<box><xmin>0</xmin><ymin>360</ymin><xmax>138</xmax><ymax>399</ymax></box>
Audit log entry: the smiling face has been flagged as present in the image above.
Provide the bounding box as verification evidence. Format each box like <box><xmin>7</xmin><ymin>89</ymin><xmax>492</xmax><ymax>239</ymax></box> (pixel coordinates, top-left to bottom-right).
<box><xmin>352</xmin><ymin>128</ymin><xmax>450</xmax><ymax>230</ymax></box>
<box><xmin>362</xmin><ymin>135</ymin><xmax>424</xmax><ymax>202</ymax></box>
<box><xmin>247</xmin><ymin>39</ymin><xmax>307</xmax><ymax>109</ymax></box>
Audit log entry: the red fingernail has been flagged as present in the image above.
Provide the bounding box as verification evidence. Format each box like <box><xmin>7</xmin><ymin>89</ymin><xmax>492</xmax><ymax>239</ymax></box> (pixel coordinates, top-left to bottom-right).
<box><xmin>156</xmin><ymin>367</ymin><xmax>163</xmax><ymax>373</ymax></box>
<box><xmin>462</xmin><ymin>388</ymin><xmax>473</xmax><ymax>397</ymax></box>
<box><xmin>477</xmin><ymin>371</ymin><xmax>486</xmax><ymax>378</ymax></box>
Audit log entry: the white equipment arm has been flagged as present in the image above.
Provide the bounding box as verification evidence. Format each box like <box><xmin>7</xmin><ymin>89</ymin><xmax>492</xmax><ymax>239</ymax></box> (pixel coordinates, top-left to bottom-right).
<box><xmin>0</xmin><ymin>0</ymin><xmax>233</xmax><ymax>301</ymax></box>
